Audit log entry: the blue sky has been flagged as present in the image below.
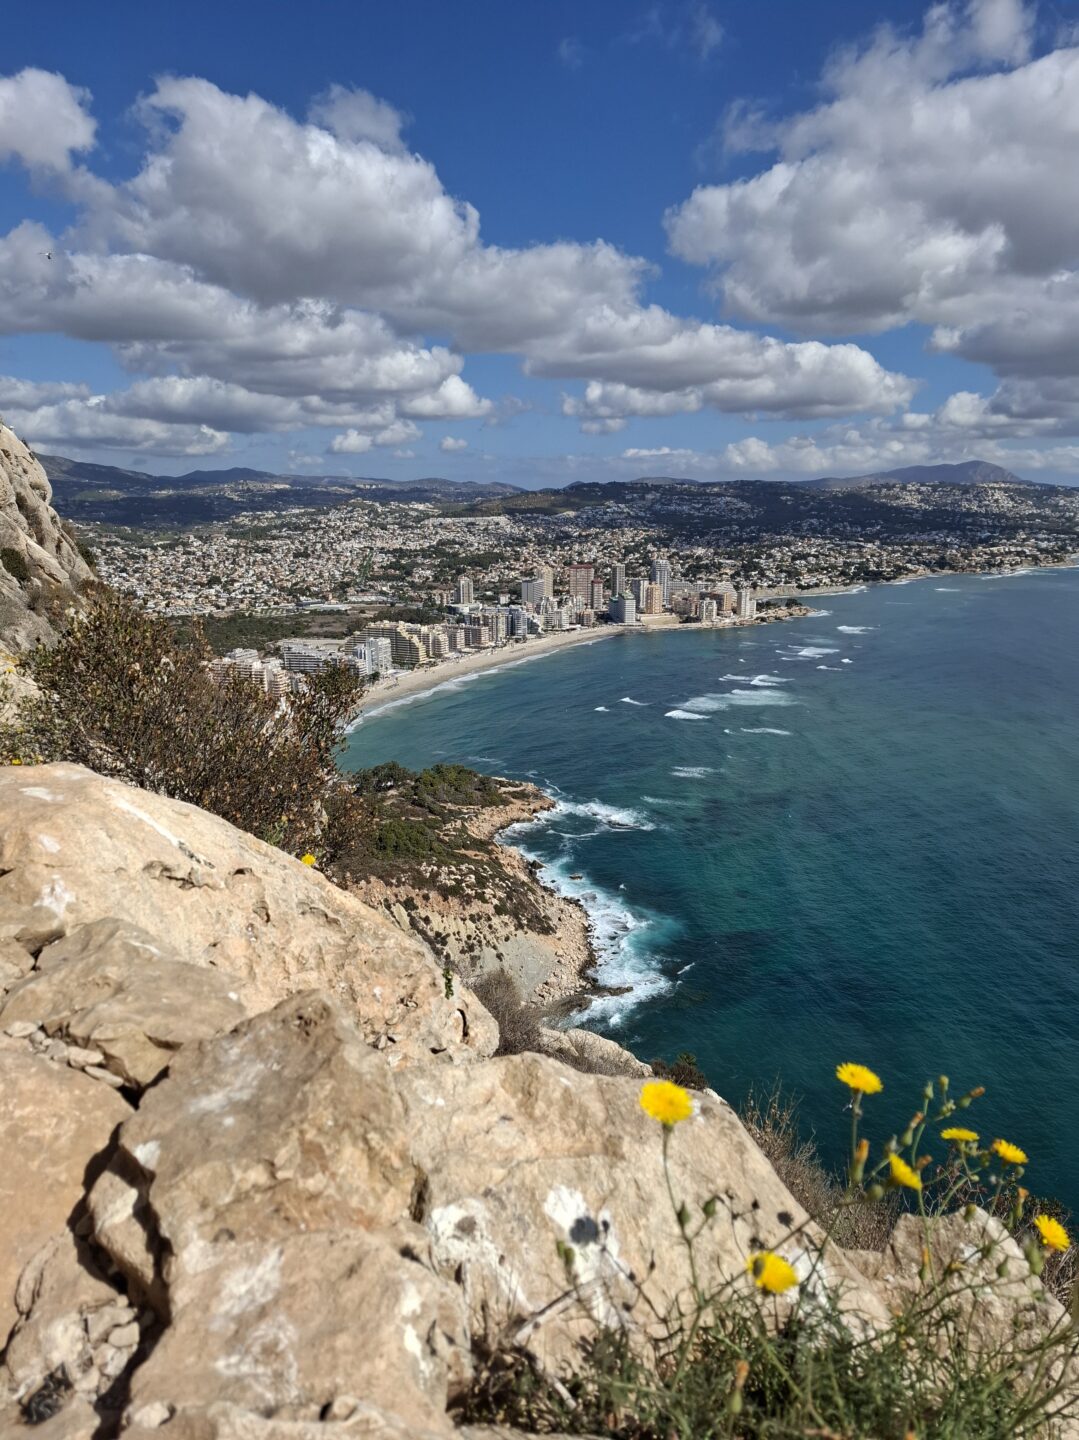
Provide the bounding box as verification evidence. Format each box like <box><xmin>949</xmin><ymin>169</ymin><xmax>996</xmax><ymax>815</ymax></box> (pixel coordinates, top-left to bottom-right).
<box><xmin>2</xmin><ymin>0</ymin><xmax>1079</xmax><ymax>484</ymax></box>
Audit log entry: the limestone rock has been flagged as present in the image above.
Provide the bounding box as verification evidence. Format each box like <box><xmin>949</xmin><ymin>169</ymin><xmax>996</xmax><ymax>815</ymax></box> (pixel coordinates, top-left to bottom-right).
<box><xmin>0</xmin><ymin>423</ymin><xmax>89</xmax><ymax>656</ymax></box>
<box><xmin>2</xmin><ymin>1230</ymin><xmax>135</xmax><ymax>1409</ymax></box>
<box><xmin>880</xmin><ymin>1208</ymin><xmax>1068</xmax><ymax>1347</ymax></box>
<box><xmin>0</xmin><ymin>764</ymin><xmax>496</xmax><ymax>1065</ymax></box>
<box><xmin>124</xmin><ymin>1229</ymin><xmax>469</xmax><ymax>1433</ymax></box>
<box><xmin>0</xmin><ymin>918</ymin><xmax>249</xmax><ymax>1087</ymax></box>
<box><xmin>0</xmin><ymin>1049</ymin><xmax>130</xmax><ymax>1349</ymax></box>
<box><xmin>89</xmin><ymin>992</ymin><xmax>419</xmax><ymax>1308</ymax></box>
<box><xmin>0</xmin><ymin>934</ymin><xmax>33</xmax><ymax>994</ymax></box>
<box><xmin>537</xmin><ymin>1025</ymin><xmax>652</xmax><ymax>1078</ymax></box>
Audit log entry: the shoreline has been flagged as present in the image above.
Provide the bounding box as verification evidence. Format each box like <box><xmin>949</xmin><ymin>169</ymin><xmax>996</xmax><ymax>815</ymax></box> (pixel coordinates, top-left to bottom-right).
<box><xmin>347</xmin><ymin>624</ymin><xmax>623</xmax><ymax>726</ymax></box>
<box><xmin>346</xmin><ymin>602</ymin><xmax>818</xmax><ymax>727</ymax></box>
<box><xmin>346</xmin><ymin>557</ymin><xmax>1079</xmax><ymax>1024</ymax></box>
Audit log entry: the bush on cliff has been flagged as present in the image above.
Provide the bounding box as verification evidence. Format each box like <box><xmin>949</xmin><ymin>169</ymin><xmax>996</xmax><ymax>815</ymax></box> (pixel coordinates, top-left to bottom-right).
<box><xmin>0</xmin><ymin>588</ymin><xmax>363</xmax><ymax>856</ymax></box>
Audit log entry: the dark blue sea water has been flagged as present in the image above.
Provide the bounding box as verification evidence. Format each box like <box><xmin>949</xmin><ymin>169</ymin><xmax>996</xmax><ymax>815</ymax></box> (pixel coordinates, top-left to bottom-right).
<box><xmin>341</xmin><ymin>569</ymin><xmax>1079</xmax><ymax>1210</ymax></box>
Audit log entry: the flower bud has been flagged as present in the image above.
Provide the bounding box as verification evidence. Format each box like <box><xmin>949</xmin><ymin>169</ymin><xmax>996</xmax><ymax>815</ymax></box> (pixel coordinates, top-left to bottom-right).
<box><xmin>867</xmin><ymin>1183</ymin><xmax>885</xmax><ymax>1203</ymax></box>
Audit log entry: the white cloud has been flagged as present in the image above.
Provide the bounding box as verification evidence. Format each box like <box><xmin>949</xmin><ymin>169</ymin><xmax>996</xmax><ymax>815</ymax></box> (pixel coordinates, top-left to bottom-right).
<box><xmin>439</xmin><ymin>436</ymin><xmax>468</xmax><ymax>452</ymax></box>
<box><xmin>666</xmin><ymin>0</ymin><xmax>1079</xmax><ymax>432</ymax></box>
<box><xmin>0</xmin><ymin>68</ymin><xmax>96</xmax><ymax>173</ymax></box>
<box><xmin>0</xmin><ymin>65</ymin><xmax>917</xmax><ymax>454</ymax></box>
<box><xmin>690</xmin><ymin>5</ymin><xmax>724</xmax><ymax>59</ymax></box>
<box><xmin>307</xmin><ymin>84</ymin><xmax>410</xmax><ymax>152</ymax></box>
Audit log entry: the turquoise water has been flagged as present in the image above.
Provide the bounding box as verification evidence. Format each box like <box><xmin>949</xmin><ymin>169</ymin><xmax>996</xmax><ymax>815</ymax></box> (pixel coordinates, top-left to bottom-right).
<box><xmin>341</xmin><ymin>569</ymin><xmax>1079</xmax><ymax>1209</ymax></box>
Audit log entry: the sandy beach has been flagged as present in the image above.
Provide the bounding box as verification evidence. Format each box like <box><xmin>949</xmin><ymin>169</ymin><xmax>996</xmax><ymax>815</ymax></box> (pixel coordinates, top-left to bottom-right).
<box><xmin>348</xmin><ymin>623</ymin><xmax>624</xmax><ymax>724</ymax></box>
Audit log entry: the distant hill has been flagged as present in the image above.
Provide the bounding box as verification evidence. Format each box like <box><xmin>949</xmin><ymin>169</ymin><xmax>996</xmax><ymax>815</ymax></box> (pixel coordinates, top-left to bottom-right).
<box><xmin>36</xmin><ymin>454</ymin><xmax>521</xmax><ymax>526</ymax></box>
<box><xmin>800</xmin><ymin>460</ymin><xmax>1034</xmax><ymax>490</ymax></box>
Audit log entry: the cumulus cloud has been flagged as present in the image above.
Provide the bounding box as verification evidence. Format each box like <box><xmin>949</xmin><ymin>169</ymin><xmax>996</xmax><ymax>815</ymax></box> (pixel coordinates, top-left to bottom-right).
<box><xmin>0</xmin><ymin>68</ymin><xmax>96</xmax><ymax>173</ymax></box>
<box><xmin>0</xmin><ymin>61</ymin><xmax>929</xmax><ymax>456</ymax></box>
<box><xmin>666</xmin><ymin>0</ymin><xmax>1079</xmax><ymax>433</ymax></box>
<box><xmin>439</xmin><ymin>436</ymin><xmax>468</xmax><ymax>452</ymax></box>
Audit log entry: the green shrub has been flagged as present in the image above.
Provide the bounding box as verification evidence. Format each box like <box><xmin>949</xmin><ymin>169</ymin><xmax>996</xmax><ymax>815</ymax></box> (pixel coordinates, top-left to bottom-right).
<box><xmin>650</xmin><ymin>1051</ymin><xmax>710</xmax><ymax>1091</ymax></box>
<box><xmin>0</xmin><ymin>547</ymin><xmax>30</xmax><ymax>584</ymax></box>
<box><xmin>0</xmin><ymin>588</ymin><xmax>362</xmax><ymax>856</ymax></box>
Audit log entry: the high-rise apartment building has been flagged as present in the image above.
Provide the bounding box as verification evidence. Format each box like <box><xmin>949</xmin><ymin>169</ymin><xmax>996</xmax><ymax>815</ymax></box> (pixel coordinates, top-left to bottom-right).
<box><xmin>699</xmin><ymin>597</ymin><xmax>718</xmax><ymax>624</ymax></box>
<box><xmin>630</xmin><ymin>576</ymin><xmax>648</xmax><ymax>608</ymax></box>
<box><xmin>566</xmin><ymin>563</ymin><xmax>594</xmax><ymax>606</ymax></box>
<box><xmin>609</xmin><ymin>594</ymin><xmax>636</xmax><ymax>625</ymax></box>
<box><xmin>454</xmin><ymin>575</ymin><xmax>474</xmax><ymax>605</ymax></box>
<box><xmin>642</xmin><ymin>582</ymin><xmax>664</xmax><ymax>616</ymax></box>
<box><xmin>589</xmin><ymin>579</ymin><xmax>606</xmax><ymax>612</ymax></box>
<box><xmin>650</xmin><ymin>558</ymin><xmax>672</xmax><ymax>606</ymax></box>
<box><xmin>736</xmin><ymin>588</ymin><xmax>757</xmax><ymax>620</ymax></box>
<box><xmin>610</xmin><ymin>562</ymin><xmax>626</xmax><ymax>597</ymax></box>
<box><xmin>520</xmin><ymin>577</ymin><xmax>545</xmax><ymax>606</ymax></box>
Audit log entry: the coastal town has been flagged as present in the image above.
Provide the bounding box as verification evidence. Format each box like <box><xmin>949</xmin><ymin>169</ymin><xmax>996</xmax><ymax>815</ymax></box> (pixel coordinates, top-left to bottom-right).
<box><xmin>73</xmin><ymin>465</ymin><xmax>1077</xmax><ymax>700</ymax></box>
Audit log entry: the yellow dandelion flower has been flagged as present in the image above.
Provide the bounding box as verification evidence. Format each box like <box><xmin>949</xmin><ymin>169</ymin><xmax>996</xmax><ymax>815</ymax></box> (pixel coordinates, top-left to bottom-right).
<box><xmin>836</xmin><ymin>1062</ymin><xmax>883</xmax><ymax>1095</ymax></box>
<box><xmin>747</xmin><ymin>1252</ymin><xmax>799</xmax><ymax>1294</ymax></box>
<box><xmin>992</xmin><ymin>1139</ymin><xmax>1028</xmax><ymax>1166</ymax></box>
<box><xmin>639</xmin><ymin>1079</ymin><xmax>694</xmax><ymax>1127</ymax></box>
<box><xmin>888</xmin><ymin>1154</ymin><xmax>923</xmax><ymax>1192</ymax></box>
<box><xmin>1034</xmin><ymin>1215</ymin><xmax>1070</xmax><ymax>1252</ymax></box>
<box><xmin>941</xmin><ymin>1127</ymin><xmax>979</xmax><ymax>1143</ymax></box>
<box><xmin>300</xmin><ymin>853</ymin><xmax>318</xmax><ymax>867</ymax></box>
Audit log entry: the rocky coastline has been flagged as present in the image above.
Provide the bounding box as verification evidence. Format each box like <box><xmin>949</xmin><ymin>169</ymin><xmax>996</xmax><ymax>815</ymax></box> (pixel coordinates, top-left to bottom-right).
<box><xmin>348</xmin><ymin>781</ymin><xmax>600</xmax><ymax>1013</ymax></box>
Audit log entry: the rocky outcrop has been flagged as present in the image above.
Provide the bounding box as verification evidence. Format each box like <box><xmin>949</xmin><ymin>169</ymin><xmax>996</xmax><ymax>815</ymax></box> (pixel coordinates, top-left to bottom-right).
<box><xmin>0</xmin><ymin>759</ymin><xmax>1072</xmax><ymax>1438</ymax></box>
<box><xmin>0</xmin><ymin>764</ymin><xmax>497</xmax><ymax>1065</ymax></box>
<box><xmin>0</xmin><ymin>422</ymin><xmax>90</xmax><ymax>657</ymax></box>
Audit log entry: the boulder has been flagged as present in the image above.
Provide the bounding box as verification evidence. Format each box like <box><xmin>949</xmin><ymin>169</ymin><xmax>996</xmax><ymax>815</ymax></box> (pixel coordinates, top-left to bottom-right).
<box><xmin>0</xmin><ymin>1048</ymin><xmax>131</xmax><ymax>1349</ymax></box>
<box><xmin>537</xmin><ymin>1025</ymin><xmax>652</xmax><ymax>1078</ymax></box>
<box><xmin>0</xmin><ymin>764</ymin><xmax>496</xmax><ymax>1065</ymax></box>
<box><xmin>88</xmin><ymin>992</ymin><xmax>420</xmax><ymax>1309</ymax></box>
<box><xmin>0</xmin><ymin>918</ymin><xmax>249</xmax><ymax>1087</ymax></box>
<box><xmin>397</xmin><ymin>1053</ymin><xmax>886</xmax><ymax>1364</ymax></box>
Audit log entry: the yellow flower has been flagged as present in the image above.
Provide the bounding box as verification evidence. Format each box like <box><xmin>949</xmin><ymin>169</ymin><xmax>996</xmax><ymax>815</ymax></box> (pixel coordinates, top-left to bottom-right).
<box><xmin>639</xmin><ymin>1079</ymin><xmax>694</xmax><ymax>1127</ymax></box>
<box><xmin>300</xmin><ymin>853</ymin><xmax>318</xmax><ymax>867</ymax></box>
<box><xmin>940</xmin><ymin>1127</ymin><xmax>979</xmax><ymax>1143</ymax></box>
<box><xmin>888</xmin><ymin>1154</ymin><xmax>923</xmax><ymax>1192</ymax></box>
<box><xmin>992</xmin><ymin>1139</ymin><xmax>1028</xmax><ymax>1166</ymax></box>
<box><xmin>747</xmin><ymin>1252</ymin><xmax>799</xmax><ymax>1294</ymax></box>
<box><xmin>836</xmin><ymin>1062</ymin><xmax>883</xmax><ymax>1095</ymax></box>
<box><xmin>1034</xmin><ymin>1215</ymin><xmax>1070</xmax><ymax>1252</ymax></box>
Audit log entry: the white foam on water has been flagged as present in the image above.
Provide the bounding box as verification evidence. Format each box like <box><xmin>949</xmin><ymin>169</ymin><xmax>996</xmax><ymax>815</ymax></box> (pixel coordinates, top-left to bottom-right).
<box><xmin>671</xmin><ymin>766</ymin><xmax>713</xmax><ymax>778</ymax></box>
<box><xmin>594</xmin><ymin>705</ymin><xmax>609</xmax><ymax>712</ymax></box>
<box><xmin>552</xmin><ymin>798</ymin><xmax>656</xmax><ymax>830</ymax></box>
<box><xmin>836</xmin><ymin>625</ymin><xmax>875</xmax><ymax>634</ymax></box>
<box><xmin>641</xmin><ymin>794</ymin><xmax>689</xmax><ymax>807</ymax></box>
<box><xmin>783</xmin><ymin>645</ymin><xmax>840</xmax><ymax>659</ymax></box>
<box><xmin>980</xmin><ymin>568</ymin><xmax>1032</xmax><ymax>579</ymax></box>
<box><xmin>841</xmin><ymin>658</ymin><xmax>854</xmax><ymax>664</ymax></box>
<box><xmin>620</xmin><ymin>696</ymin><xmax>647</xmax><ymax>705</ymax></box>
<box><xmin>499</xmin><ymin>811</ymin><xmax>673</xmax><ymax>1025</ymax></box>
<box><xmin>816</xmin><ymin>664</ymin><xmax>842</xmax><ymax>670</ymax></box>
<box><xmin>740</xmin><ymin>726</ymin><xmax>791</xmax><ymax>735</ymax></box>
<box><xmin>935</xmin><ymin>587</ymin><xmax>961</xmax><ymax>592</ymax></box>
<box><xmin>680</xmin><ymin>688</ymin><xmax>797</xmax><ymax>713</ymax></box>
<box><xmin>665</xmin><ymin>708</ymin><xmax>709</xmax><ymax>720</ymax></box>
<box><xmin>719</xmin><ymin>673</ymin><xmax>792</xmax><ymax>686</ymax></box>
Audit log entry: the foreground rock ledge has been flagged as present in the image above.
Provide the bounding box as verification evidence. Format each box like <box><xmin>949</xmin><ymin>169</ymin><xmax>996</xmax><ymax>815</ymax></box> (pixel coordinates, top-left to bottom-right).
<box><xmin>0</xmin><ymin>760</ymin><xmax>1072</xmax><ymax>1438</ymax></box>
<box><xmin>0</xmin><ymin>763</ymin><xmax>497</xmax><ymax>1064</ymax></box>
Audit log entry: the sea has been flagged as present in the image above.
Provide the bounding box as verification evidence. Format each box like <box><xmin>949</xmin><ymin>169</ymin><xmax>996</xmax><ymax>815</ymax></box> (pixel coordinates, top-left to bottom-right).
<box><xmin>341</xmin><ymin>568</ymin><xmax>1079</xmax><ymax>1211</ymax></box>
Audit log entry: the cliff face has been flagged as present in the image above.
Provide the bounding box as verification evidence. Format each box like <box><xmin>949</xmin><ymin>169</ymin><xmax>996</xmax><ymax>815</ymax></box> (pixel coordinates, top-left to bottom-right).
<box><xmin>0</xmin><ymin>424</ymin><xmax>91</xmax><ymax>656</ymax></box>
